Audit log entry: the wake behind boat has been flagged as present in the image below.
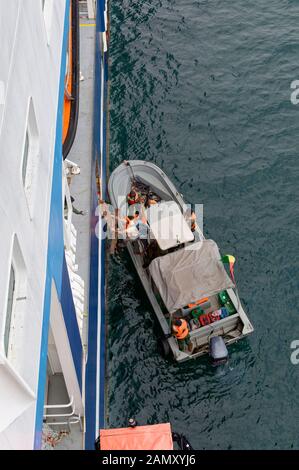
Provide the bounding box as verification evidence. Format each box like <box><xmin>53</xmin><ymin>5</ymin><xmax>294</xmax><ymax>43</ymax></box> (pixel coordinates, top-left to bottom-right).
<box><xmin>108</xmin><ymin>160</ymin><xmax>254</xmax><ymax>364</ymax></box>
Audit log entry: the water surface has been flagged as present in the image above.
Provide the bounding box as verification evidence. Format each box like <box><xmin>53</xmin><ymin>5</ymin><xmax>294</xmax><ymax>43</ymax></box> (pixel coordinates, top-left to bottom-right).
<box><xmin>107</xmin><ymin>0</ymin><xmax>299</xmax><ymax>449</ymax></box>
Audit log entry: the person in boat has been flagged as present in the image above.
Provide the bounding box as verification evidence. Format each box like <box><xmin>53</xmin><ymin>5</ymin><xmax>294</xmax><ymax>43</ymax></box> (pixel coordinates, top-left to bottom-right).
<box><xmin>133</xmin><ymin>210</ymin><xmax>140</xmax><ymax>221</ymax></box>
<box><xmin>127</xmin><ymin>189</ymin><xmax>141</xmax><ymax>206</ymax></box>
<box><xmin>145</xmin><ymin>192</ymin><xmax>159</xmax><ymax>208</ymax></box>
<box><xmin>172</xmin><ymin>319</ymin><xmax>193</xmax><ymax>353</ymax></box>
<box><xmin>148</xmin><ymin>199</ymin><xmax>157</xmax><ymax>206</ymax></box>
<box><xmin>134</xmin><ymin>210</ymin><xmax>149</xmax><ymax>254</ymax></box>
<box><xmin>190</xmin><ymin>210</ymin><xmax>196</xmax><ymax>232</ymax></box>
<box><xmin>184</xmin><ymin>207</ymin><xmax>196</xmax><ymax>232</ymax></box>
<box><xmin>125</xmin><ymin>215</ymin><xmax>139</xmax><ymax>240</ymax></box>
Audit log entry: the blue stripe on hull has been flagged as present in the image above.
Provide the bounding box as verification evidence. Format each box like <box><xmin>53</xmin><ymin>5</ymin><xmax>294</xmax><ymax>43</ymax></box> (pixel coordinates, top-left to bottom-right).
<box><xmin>84</xmin><ymin>0</ymin><xmax>108</xmax><ymax>449</ymax></box>
<box><xmin>61</xmin><ymin>256</ymin><xmax>83</xmax><ymax>391</ymax></box>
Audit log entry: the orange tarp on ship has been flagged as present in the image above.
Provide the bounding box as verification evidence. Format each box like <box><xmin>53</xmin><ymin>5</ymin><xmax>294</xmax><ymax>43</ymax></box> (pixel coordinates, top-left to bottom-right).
<box><xmin>100</xmin><ymin>423</ymin><xmax>174</xmax><ymax>450</ymax></box>
<box><xmin>62</xmin><ymin>2</ymin><xmax>73</xmax><ymax>145</ymax></box>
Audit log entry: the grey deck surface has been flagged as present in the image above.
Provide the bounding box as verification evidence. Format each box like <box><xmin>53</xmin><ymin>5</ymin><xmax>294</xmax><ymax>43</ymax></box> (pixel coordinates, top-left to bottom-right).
<box><xmin>54</xmin><ymin>17</ymin><xmax>96</xmax><ymax>451</ymax></box>
<box><xmin>68</xmin><ymin>18</ymin><xmax>95</xmax><ymax>340</ymax></box>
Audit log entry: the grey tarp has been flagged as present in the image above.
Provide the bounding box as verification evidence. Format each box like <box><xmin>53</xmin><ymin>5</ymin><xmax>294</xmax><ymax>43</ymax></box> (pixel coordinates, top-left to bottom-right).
<box><xmin>149</xmin><ymin>239</ymin><xmax>234</xmax><ymax>312</ymax></box>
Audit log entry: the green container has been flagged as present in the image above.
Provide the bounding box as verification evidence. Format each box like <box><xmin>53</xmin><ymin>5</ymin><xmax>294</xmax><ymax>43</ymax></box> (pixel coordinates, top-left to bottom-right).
<box><xmin>219</xmin><ymin>290</ymin><xmax>229</xmax><ymax>306</ymax></box>
<box><xmin>225</xmin><ymin>300</ymin><xmax>236</xmax><ymax>315</ymax></box>
<box><xmin>219</xmin><ymin>291</ymin><xmax>236</xmax><ymax>315</ymax></box>
<box><xmin>191</xmin><ymin>307</ymin><xmax>204</xmax><ymax>319</ymax></box>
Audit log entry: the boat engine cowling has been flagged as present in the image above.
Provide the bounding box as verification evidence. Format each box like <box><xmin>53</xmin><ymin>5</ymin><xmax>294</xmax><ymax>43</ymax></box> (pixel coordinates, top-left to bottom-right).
<box><xmin>209</xmin><ymin>336</ymin><xmax>228</xmax><ymax>366</ymax></box>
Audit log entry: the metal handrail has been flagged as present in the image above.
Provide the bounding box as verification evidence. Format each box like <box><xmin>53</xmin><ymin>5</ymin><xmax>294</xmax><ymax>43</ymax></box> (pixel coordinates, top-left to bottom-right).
<box><xmin>43</xmin><ymin>396</ymin><xmax>77</xmax><ymax>419</ymax></box>
<box><xmin>44</xmin><ymin>411</ymin><xmax>76</xmax><ymax>418</ymax></box>
<box><xmin>44</xmin><ymin>396</ymin><xmax>74</xmax><ymax>410</ymax></box>
<box><xmin>46</xmin><ymin>415</ymin><xmax>81</xmax><ymax>427</ymax></box>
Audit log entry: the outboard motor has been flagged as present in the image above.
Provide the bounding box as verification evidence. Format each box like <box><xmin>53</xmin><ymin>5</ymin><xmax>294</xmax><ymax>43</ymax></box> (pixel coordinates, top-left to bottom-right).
<box><xmin>209</xmin><ymin>336</ymin><xmax>228</xmax><ymax>366</ymax></box>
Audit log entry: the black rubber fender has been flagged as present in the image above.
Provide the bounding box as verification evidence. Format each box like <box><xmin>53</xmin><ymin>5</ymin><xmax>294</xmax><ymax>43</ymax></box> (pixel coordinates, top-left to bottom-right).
<box><xmin>158</xmin><ymin>337</ymin><xmax>173</xmax><ymax>359</ymax></box>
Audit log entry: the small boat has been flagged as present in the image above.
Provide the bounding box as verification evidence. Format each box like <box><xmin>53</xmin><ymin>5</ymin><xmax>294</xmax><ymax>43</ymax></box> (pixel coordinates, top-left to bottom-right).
<box><xmin>108</xmin><ymin>160</ymin><xmax>254</xmax><ymax>363</ymax></box>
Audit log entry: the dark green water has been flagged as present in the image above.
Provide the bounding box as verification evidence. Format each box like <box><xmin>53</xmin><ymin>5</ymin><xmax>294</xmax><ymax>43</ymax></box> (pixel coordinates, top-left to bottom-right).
<box><xmin>107</xmin><ymin>0</ymin><xmax>299</xmax><ymax>449</ymax></box>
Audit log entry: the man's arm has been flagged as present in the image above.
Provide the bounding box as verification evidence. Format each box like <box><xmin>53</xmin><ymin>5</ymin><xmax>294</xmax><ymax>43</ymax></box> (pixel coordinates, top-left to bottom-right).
<box><xmin>72</xmin><ymin>205</ymin><xmax>84</xmax><ymax>215</ymax></box>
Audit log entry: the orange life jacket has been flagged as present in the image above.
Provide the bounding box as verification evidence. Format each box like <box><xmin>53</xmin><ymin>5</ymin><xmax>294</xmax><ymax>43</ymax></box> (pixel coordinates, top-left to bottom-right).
<box><xmin>172</xmin><ymin>319</ymin><xmax>189</xmax><ymax>340</ymax></box>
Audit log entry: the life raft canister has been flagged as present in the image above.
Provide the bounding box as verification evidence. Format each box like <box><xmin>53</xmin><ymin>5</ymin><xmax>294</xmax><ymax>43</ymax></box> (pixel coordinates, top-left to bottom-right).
<box><xmin>173</xmin><ymin>319</ymin><xmax>189</xmax><ymax>340</ymax></box>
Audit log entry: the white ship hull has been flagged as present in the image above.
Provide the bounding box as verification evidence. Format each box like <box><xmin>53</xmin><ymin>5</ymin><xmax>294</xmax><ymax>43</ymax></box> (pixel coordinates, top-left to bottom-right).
<box><xmin>0</xmin><ymin>0</ymin><xmax>109</xmax><ymax>450</ymax></box>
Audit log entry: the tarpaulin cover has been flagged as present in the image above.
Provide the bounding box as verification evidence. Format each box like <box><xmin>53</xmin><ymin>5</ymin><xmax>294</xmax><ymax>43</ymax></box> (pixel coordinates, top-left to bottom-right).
<box><xmin>149</xmin><ymin>239</ymin><xmax>234</xmax><ymax>312</ymax></box>
<box><xmin>99</xmin><ymin>423</ymin><xmax>173</xmax><ymax>450</ymax></box>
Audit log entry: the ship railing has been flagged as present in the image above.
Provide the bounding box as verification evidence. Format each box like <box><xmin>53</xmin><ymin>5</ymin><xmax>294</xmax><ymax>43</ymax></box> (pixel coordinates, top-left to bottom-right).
<box><xmin>43</xmin><ymin>396</ymin><xmax>82</xmax><ymax>429</ymax></box>
<box><xmin>79</xmin><ymin>0</ymin><xmax>96</xmax><ymax>19</ymax></box>
<box><xmin>62</xmin><ymin>162</ymin><xmax>85</xmax><ymax>336</ymax></box>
